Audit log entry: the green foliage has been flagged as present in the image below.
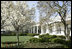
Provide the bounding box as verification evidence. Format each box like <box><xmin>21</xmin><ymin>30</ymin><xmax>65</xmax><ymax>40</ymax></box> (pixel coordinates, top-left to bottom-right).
<box><xmin>1</xmin><ymin>32</ymin><xmax>39</xmax><ymax>36</ymax></box>
<box><xmin>19</xmin><ymin>33</ymin><xmax>28</xmax><ymax>36</ymax></box>
<box><xmin>50</xmin><ymin>35</ymin><xmax>57</xmax><ymax>38</ymax></box>
<box><xmin>40</xmin><ymin>37</ymin><xmax>50</xmax><ymax>42</ymax></box>
<box><xmin>51</xmin><ymin>38</ymin><xmax>66</xmax><ymax>44</ymax></box>
<box><xmin>1</xmin><ymin>34</ymin><xmax>9</xmax><ymax>36</ymax></box>
<box><xmin>29</xmin><ymin>37</ymin><xmax>50</xmax><ymax>43</ymax></box>
<box><xmin>39</xmin><ymin>34</ymin><xmax>57</xmax><ymax>42</ymax></box>
<box><xmin>57</xmin><ymin>35</ymin><xmax>66</xmax><ymax>39</ymax></box>
<box><xmin>39</xmin><ymin>34</ymin><xmax>50</xmax><ymax>42</ymax></box>
<box><xmin>69</xmin><ymin>36</ymin><xmax>71</xmax><ymax>40</ymax></box>
<box><xmin>11</xmin><ymin>32</ymin><xmax>16</xmax><ymax>36</ymax></box>
<box><xmin>27</xmin><ymin>33</ymin><xmax>39</xmax><ymax>36</ymax></box>
<box><xmin>1</xmin><ymin>32</ymin><xmax>16</xmax><ymax>36</ymax></box>
<box><xmin>39</xmin><ymin>33</ymin><xmax>49</xmax><ymax>38</ymax></box>
<box><xmin>39</xmin><ymin>34</ymin><xmax>57</xmax><ymax>38</ymax></box>
<box><xmin>64</xmin><ymin>40</ymin><xmax>71</xmax><ymax>48</ymax></box>
<box><xmin>29</xmin><ymin>34</ymin><xmax>57</xmax><ymax>43</ymax></box>
<box><xmin>38</xmin><ymin>33</ymin><xmax>71</xmax><ymax>48</ymax></box>
<box><xmin>29</xmin><ymin>38</ymin><xmax>40</xmax><ymax>43</ymax></box>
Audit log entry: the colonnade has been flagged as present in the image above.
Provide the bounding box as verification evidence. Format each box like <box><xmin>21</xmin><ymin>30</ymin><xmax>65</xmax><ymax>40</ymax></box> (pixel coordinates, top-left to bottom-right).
<box><xmin>29</xmin><ymin>26</ymin><xmax>39</xmax><ymax>34</ymax></box>
<box><xmin>28</xmin><ymin>22</ymin><xmax>71</xmax><ymax>36</ymax></box>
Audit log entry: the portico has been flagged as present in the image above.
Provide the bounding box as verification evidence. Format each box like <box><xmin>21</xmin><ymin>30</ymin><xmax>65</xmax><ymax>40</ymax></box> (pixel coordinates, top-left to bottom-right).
<box><xmin>29</xmin><ymin>20</ymin><xmax>71</xmax><ymax>36</ymax></box>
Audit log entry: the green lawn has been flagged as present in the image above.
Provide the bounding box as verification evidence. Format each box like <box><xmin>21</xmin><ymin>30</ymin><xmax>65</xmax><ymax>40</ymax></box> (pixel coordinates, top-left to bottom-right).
<box><xmin>1</xmin><ymin>36</ymin><xmax>33</xmax><ymax>42</ymax></box>
<box><xmin>1</xmin><ymin>36</ymin><xmax>34</xmax><ymax>48</ymax></box>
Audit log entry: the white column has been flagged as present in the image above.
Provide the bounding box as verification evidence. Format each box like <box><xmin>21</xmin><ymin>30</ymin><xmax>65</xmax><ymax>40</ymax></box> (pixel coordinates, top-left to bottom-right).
<box><xmin>40</xmin><ymin>25</ymin><xmax>44</xmax><ymax>35</ymax></box>
<box><xmin>70</xmin><ymin>30</ymin><xmax>71</xmax><ymax>36</ymax></box>
<box><xmin>33</xmin><ymin>26</ymin><xmax>35</xmax><ymax>33</ymax></box>
<box><xmin>46</xmin><ymin>25</ymin><xmax>49</xmax><ymax>34</ymax></box>
<box><xmin>54</xmin><ymin>23</ymin><xmax>56</xmax><ymax>31</ymax></box>
<box><xmin>37</xmin><ymin>26</ymin><xmax>38</xmax><ymax>34</ymax></box>
<box><xmin>29</xmin><ymin>29</ymin><xmax>30</xmax><ymax>33</ymax></box>
<box><xmin>31</xmin><ymin>28</ymin><xmax>32</xmax><ymax>33</ymax></box>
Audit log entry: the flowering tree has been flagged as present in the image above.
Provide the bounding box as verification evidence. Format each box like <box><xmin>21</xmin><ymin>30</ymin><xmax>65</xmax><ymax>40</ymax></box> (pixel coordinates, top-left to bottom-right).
<box><xmin>37</xmin><ymin>1</ymin><xmax>71</xmax><ymax>40</ymax></box>
<box><xmin>1</xmin><ymin>1</ymin><xmax>35</xmax><ymax>46</ymax></box>
<box><xmin>1</xmin><ymin>1</ymin><xmax>13</xmax><ymax>29</ymax></box>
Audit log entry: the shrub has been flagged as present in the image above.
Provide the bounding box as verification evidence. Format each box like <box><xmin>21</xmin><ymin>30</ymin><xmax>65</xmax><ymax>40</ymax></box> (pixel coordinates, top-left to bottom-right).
<box><xmin>70</xmin><ymin>36</ymin><xmax>71</xmax><ymax>40</ymax></box>
<box><xmin>69</xmin><ymin>36</ymin><xmax>71</xmax><ymax>40</ymax></box>
<box><xmin>1</xmin><ymin>32</ymin><xmax>16</xmax><ymax>36</ymax></box>
<box><xmin>51</xmin><ymin>38</ymin><xmax>66</xmax><ymax>44</ymax></box>
<box><xmin>27</xmin><ymin>33</ymin><xmax>39</xmax><ymax>36</ymax></box>
<box><xmin>39</xmin><ymin>35</ymin><xmax>44</xmax><ymax>38</ymax></box>
<box><xmin>29</xmin><ymin>38</ymin><xmax>40</xmax><ymax>43</ymax></box>
<box><xmin>27</xmin><ymin>33</ymin><xmax>34</xmax><ymax>36</ymax></box>
<box><xmin>11</xmin><ymin>32</ymin><xmax>16</xmax><ymax>36</ymax></box>
<box><xmin>1</xmin><ymin>32</ymin><xmax>39</xmax><ymax>36</ymax></box>
<box><xmin>39</xmin><ymin>35</ymin><xmax>51</xmax><ymax>42</ymax></box>
<box><xmin>39</xmin><ymin>34</ymin><xmax>57</xmax><ymax>38</ymax></box>
<box><xmin>40</xmin><ymin>37</ymin><xmax>50</xmax><ymax>42</ymax></box>
<box><xmin>65</xmin><ymin>40</ymin><xmax>71</xmax><ymax>48</ymax></box>
<box><xmin>1</xmin><ymin>33</ymin><xmax>13</xmax><ymax>36</ymax></box>
<box><xmin>19</xmin><ymin>33</ymin><xmax>28</xmax><ymax>36</ymax></box>
<box><xmin>50</xmin><ymin>35</ymin><xmax>57</xmax><ymax>38</ymax></box>
<box><xmin>57</xmin><ymin>35</ymin><xmax>66</xmax><ymax>39</ymax></box>
<box><xmin>1</xmin><ymin>34</ymin><xmax>5</xmax><ymax>36</ymax></box>
<box><xmin>29</xmin><ymin>37</ymin><xmax>50</xmax><ymax>43</ymax></box>
<box><xmin>39</xmin><ymin>34</ymin><xmax>57</xmax><ymax>42</ymax></box>
<box><xmin>39</xmin><ymin>33</ymin><xmax>49</xmax><ymax>38</ymax></box>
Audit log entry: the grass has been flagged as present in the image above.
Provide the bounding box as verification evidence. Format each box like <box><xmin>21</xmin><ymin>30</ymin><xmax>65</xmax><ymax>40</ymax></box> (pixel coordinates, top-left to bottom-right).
<box><xmin>1</xmin><ymin>36</ymin><xmax>33</xmax><ymax>48</ymax></box>
<box><xmin>1</xmin><ymin>36</ymin><xmax>33</xmax><ymax>42</ymax></box>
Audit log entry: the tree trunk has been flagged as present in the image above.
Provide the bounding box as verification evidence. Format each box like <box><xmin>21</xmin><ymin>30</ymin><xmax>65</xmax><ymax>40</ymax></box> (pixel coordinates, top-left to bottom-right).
<box><xmin>66</xmin><ymin>35</ymin><xmax>70</xmax><ymax>40</ymax></box>
<box><xmin>16</xmin><ymin>31</ymin><xmax>19</xmax><ymax>47</ymax></box>
<box><xmin>64</xmin><ymin>24</ymin><xmax>66</xmax><ymax>35</ymax></box>
<box><xmin>66</xmin><ymin>25</ymin><xmax>70</xmax><ymax>40</ymax></box>
<box><xmin>64</xmin><ymin>24</ymin><xmax>70</xmax><ymax>40</ymax></box>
